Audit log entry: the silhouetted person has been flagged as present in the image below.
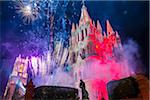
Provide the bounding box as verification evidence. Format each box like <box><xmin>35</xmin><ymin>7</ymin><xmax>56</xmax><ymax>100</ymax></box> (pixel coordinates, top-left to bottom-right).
<box><xmin>79</xmin><ymin>80</ymin><xmax>89</xmax><ymax>100</ymax></box>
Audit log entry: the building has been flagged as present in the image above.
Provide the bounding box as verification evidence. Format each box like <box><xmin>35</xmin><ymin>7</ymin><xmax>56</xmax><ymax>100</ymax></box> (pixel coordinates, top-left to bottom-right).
<box><xmin>3</xmin><ymin>55</ymin><xmax>28</xmax><ymax>100</ymax></box>
<box><xmin>69</xmin><ymin>4</ymin><xmax>124</xmax><ymax>100</ymax></box>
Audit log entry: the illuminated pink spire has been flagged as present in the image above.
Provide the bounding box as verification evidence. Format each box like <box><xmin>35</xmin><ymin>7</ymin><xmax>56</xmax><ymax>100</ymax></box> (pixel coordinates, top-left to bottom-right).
<box><xmin>97</xmin><ymin>20</ymin><xmax>103</xmax><ymax>42</ymax></box>
<box><xmin>115</xmin><ymin>31</ymin><xmax>123</xmax><ymax>50</ymax></box>
<box><xmin>115</xmin><ymin>31</ymin><xmax>120</xmax><ymax>38</ymax></box>
<box><xmin>79</xmin><ymin>3</ymin><xmax>91</xmax><ymax>26</ymax></box>
<box><xmin>97</xmin><ymin>20</ymin><xmax>102</xmax><ymax>34</ymax></box>
<box><xmin>76</xmin><ymin>23</ymin><xmax>79</xmax><ymax>29</ymax></box>
<box><xmin>76</xmin><ymin>23</ymin><xmax>79</xmax><ymax>41</ymax></box>
<box><xmin>106</xmin><ymin>20</ymin><xmax>114</xmax><ymax>35</ymax></box>
<box><xmin>103</xmin><ymin>31</ymin><xmax>107</xmax><ymax>38</ymax></box>
<box><xmin>93</xmin><ymin>20</ymin><xmax>95</xmax><ymax>26</ymax></box>
<box><xmin>71</xmin><ymin>23</ymin><xmax>76</xmax><ymax>33</ymax></box>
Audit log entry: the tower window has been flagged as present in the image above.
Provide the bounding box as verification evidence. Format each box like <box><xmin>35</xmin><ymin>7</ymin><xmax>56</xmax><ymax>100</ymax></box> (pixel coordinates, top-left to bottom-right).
<box><xmin>85</xmin><ymin>28</ymin><xmax>87</xmax><ymax>36</ymax></box>
<box><xmin>82</xmin><ymin>30</ymin><xmax>84</xmax><ymax>41</ymax></box>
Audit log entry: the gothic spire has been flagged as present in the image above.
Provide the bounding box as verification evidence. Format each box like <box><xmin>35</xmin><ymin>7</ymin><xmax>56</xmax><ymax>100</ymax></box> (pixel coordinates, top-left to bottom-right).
<box><xmin>71</xmin><ymin>23</ymin><xmax>75</xmax><ymax>33</ymax></box>
<box><xmin>103</xmin><ymin>31</ymin><xmax>107</xmax><ymax>38</ymax></box>
<box><xmin>106</xmin><ymin>20</ymin><xmax>114</xmax><ymax>35</ymax></box>
<box><xmin>79</xmin><ymin>1</ymin><xmax>91</xmax><ymax>26</ymax></box>
<box><xmin>93</xmin><ymin>20</ymin><xmax>95</xmax><ymax>26</ymax></box>
<box><xmin>97</xmin><ymin>20</ymin><xmax>102</xmax><ymax>34</ymax></box>
<box><xmin>115</xmin><ymin>31</ymin><xmax>120</xmax><ymax>38</ymax></box>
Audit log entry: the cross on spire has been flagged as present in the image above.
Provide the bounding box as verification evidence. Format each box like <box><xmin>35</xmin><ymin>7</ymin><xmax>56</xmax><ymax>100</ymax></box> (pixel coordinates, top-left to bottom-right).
<box><xmin>82</xmin><ymin>0</ymin><xmax>85</xmax><ymax>6</ymax></box>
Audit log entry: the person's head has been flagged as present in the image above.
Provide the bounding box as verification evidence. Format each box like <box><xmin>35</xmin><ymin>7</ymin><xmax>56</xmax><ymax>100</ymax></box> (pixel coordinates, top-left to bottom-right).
<box><xmin>80</xmin><ymin>79</ymin><xmax>83</xmax><ymax>82</ymax></box>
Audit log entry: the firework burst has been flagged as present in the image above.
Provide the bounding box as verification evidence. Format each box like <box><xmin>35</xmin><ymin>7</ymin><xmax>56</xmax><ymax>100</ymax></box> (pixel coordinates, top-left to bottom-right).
<box><xmin>15</xmin><ymin>1</ymin><xmax>40</xmax><ymax>24</ymax></box>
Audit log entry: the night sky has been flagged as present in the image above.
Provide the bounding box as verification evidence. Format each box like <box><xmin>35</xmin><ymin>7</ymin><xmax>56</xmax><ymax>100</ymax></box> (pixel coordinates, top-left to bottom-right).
<box><xmin>0</xmin><ymin>1</ymin><xmax>149</xmax><ymax>96</ymax></box>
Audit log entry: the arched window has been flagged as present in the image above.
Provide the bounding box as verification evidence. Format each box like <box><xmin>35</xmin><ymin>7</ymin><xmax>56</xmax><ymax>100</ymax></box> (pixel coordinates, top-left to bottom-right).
<box><xmin>82</xmin><ymin>30</ymin><xmax>84</xmax><ymax>41</ymax></box>
<box><xmin>85</xmin><ymin>28</ymin><xmax>87</xmax><ymax>36</ymax></box>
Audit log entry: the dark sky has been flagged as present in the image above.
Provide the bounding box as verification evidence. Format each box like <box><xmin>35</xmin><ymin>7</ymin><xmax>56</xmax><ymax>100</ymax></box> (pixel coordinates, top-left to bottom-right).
<box><xmin>0</xmin><ymin>1</ymin><xmax>149</xmax><ymax>96</ymax></box>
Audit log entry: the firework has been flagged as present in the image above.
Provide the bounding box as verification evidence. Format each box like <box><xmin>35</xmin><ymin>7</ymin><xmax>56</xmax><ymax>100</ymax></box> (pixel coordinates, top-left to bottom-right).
<box><xmin>15</xmin><ymin>1</ymin><xmax>40</xmax><ymax>24</ymax></box>
<box><xmin>14</xmin><ymin>0</ymin><xmax>60</xmax><ymax>24</ymax></box>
